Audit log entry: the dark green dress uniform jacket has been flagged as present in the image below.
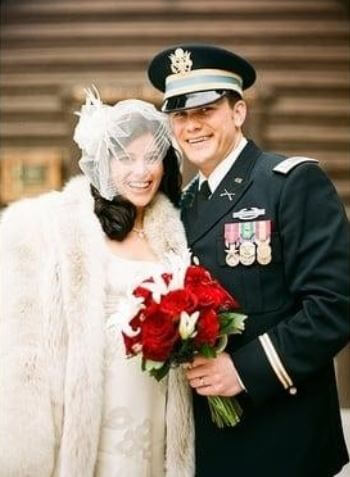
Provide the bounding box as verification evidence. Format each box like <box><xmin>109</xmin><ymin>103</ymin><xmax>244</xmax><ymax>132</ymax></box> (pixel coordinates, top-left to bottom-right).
<box><xmin>181</xmin><ymin>140</ymin><xmax>350</xmax><ymax>477</ymax></box>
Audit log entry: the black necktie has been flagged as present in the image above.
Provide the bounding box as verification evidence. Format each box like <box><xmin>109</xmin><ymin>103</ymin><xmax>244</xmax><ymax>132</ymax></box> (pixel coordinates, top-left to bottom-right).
<box><xmin>198</xmin><ymin>180</ymin><xmax>211</xmax><ymax>200</ymax></box>
<box><xmin>197</xmin><ymin>180</ymin><xmax>211</xmax><ymax>215</ymax></box>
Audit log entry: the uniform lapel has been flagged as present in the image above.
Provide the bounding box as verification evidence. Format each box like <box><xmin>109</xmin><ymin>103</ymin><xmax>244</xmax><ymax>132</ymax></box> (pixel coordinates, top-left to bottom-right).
<box><xmin>186</xmin><ymin>140</ymin><xmax>262</xmax><ymax>246</ymax></box>
<box><xmin>181</xmin><ymin>177</ymin><xmax>199</xmax><ymax>235</ymax></box>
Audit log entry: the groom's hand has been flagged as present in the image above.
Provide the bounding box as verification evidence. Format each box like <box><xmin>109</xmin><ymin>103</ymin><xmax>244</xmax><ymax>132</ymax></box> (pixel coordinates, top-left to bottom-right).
<box><xmin>185</xmin><ymin>353</ymin><xmax>244</xmax><ymax>397</ymax></box>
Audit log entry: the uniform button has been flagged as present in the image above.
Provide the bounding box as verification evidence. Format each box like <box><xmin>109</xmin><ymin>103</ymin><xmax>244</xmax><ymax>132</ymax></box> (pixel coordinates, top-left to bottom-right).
<box><xmin>289</xmin><ymin>386</ymin><xmax>297</xmax><ymax>395</ymax></box>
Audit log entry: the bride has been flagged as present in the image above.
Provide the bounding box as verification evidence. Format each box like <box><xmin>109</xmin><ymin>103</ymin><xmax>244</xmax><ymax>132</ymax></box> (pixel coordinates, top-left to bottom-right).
<box><xmin>0</xmin><ymin>90</ymin><xmax>194</xmax><ymax>477</ymax></box>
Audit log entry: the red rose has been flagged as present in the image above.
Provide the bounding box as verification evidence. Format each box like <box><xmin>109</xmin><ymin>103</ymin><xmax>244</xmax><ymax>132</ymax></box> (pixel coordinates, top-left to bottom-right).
<box><xmin>142</xmin><ymin>301</ymin><xmax>159</xmax><ymax>320</ymax></box>
<box><xmin>141</xmin><ymin>310</ymin><xmax>180</xmax><ymax>361</ymax></box>
<box><xmin>186</xmin><ymin>266</ymin><xmax>239</xmax><ymax>310</ymax></box>
<box><xmin>123</xmin><ymin>331</ymin><xmax>142</xmax><ymax>356</ymax></box>
<box><xmin>122</xmin><ymin>311</ymin><xmax>143</xmax><ymax>355</ymax></box>
<box><xmin>161</xmin><ymin>272</ymin><xmax>173</xmax><ymax>286</ymax></box>
<box><xmin>134</xmin><ymin>284</ymin><xmax>153</xmax><ymax>304</ymax></box>
<box><xmin>185</xmin><ymin>265</ymin><xmax>212</xmax><ymax>286</ymax></box>
<box><xmin>159</xmin><ymin>289</ymin><xmax>198</xmax><ymax>318</ymax></box>
<box><xmin>194</xmin><ymin>309</ymin><xmax>220</xmax><ymax>347</ymax></box>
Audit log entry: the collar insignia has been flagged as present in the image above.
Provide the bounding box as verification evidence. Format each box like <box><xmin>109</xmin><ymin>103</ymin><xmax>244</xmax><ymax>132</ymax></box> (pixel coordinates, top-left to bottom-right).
<box><xmin>220</xmin><ymin>189</ymin><xmax>236</xmax><ymax>201</ymax></box>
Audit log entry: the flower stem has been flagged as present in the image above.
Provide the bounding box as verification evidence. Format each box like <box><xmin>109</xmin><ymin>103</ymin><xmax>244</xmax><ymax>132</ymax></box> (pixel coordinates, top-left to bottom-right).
<box><xmin>208</xmin><ymin>396</ymin><xmax>242</xmax><ymax>428</ymax></box>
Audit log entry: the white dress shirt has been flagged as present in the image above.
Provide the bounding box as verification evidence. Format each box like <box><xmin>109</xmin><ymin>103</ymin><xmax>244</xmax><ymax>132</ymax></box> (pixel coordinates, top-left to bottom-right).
<box><xmin>198</xmin><ymin>136</ymin><xmax>248</xmax><ymax>196</ymax></box>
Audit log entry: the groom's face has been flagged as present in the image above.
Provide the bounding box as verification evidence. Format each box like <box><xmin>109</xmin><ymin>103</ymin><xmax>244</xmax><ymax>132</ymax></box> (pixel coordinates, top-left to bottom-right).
<box><xmin>169</xmin><ymin>96</ymin><xmax>246</xmax><ymax>177</ymax></box>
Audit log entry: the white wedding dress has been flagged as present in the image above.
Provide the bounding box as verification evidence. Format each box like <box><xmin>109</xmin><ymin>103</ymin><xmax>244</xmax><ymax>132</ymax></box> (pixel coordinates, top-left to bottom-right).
<box><xmin>95</xmin><ymin>253</ymin><xmax>167</xmax><ymax>477</ymax></box>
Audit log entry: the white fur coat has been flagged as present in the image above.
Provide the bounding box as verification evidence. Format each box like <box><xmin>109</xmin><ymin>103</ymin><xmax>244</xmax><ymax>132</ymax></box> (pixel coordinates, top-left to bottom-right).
<box><xmin>0</xmin><ymin>176</ymin><xmax>194</xmax><ymax>477</ymax></box>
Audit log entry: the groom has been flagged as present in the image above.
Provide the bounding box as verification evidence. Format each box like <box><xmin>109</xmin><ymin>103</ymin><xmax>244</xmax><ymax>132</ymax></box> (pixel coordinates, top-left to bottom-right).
<box><xmin>147</xmin><ymin>44</ymin><xmax>350</xmax><ymax>476</ymax></box>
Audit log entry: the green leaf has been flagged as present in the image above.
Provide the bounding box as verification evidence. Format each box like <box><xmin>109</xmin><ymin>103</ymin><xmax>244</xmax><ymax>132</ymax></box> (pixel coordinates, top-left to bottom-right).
<box><xmin>199</xmin><ymin>343</ymin><xmax>217</xmax><ymax>359</ymax></box>
<box><xmin>218</xmin><ymin>312</ymin><xmax>247</xmax><ymax>335</ymax></box>
<box><xmin>149</xmin><ymin>361</ymin><xmax>171</xmax><ymax>381</ymax></box>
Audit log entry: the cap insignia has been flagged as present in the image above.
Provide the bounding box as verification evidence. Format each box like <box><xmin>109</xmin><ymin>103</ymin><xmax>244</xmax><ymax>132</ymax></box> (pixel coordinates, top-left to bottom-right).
<box><xmin>169</xmin><ymin>48</ymin><xmax>193</xmax><ymax>74</ymax></box>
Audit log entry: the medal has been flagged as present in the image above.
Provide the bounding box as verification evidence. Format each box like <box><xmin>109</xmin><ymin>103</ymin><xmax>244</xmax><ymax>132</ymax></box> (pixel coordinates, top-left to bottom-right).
<box><xmin>256</xmin><ymin>220</ymin><xmax>272</xmax><ymax>266</ymax></box>
<box><xmin>224</xmin><ymin>224</ymin><xmax>240</xmax><ymax>267</ymax></box>
<box><xmin>240</xmin><ymin>222</ymin><xmax>255</xmax><ymax>241</ymax></box>
<box><xmin>239</xmin><ymin>240</ymin><xmax>256</xmax><ymax>266</ymax></box>
<box><xmin>225</xmin><ymin>246</ymin><xmax>240</xmax><ymax>267</ymax></box>
<box><xmin>224</xmin><ymin>223</ymin><xmax>239</xmax><ymax>247</ymax></box>
<box><xmin>239</xmin><ymin>222</ymin><xmax>256</xmax><ymax>266</ymax></box>
<box><xmin>257</xmin><ymin>252</ymin><xmax>272</xmax><ymax>265</ymax></box>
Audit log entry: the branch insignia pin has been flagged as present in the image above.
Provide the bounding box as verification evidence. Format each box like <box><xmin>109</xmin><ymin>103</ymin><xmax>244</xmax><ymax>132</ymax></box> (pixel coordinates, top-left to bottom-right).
<box><xmin>220</xmin><ymin>189</ymin><xmax>236</xmax><ymax>201</ymax></box>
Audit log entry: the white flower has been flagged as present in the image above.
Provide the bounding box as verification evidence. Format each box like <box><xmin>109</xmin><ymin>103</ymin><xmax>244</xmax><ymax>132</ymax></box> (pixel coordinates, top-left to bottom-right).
<box><xmin>141</xmin><ymin>274</ymin><xmax>169</xmax><ymax>304</ymax></box>
<box><xmin>73</xmin><ymin>85</ymin><xmax>126</xmax><ymax>160</ymax></box>
<box><xmin>73</xmin><ymin>86</ymin><xmax>107</xmax><ymax>157</ymax></box>
<box><xmin>74</xmin><ymin>104</ymin><xmax>111</xmax><ymax>158</ymax></box>
<box><xmin>106</xmin><ymin>294</ymin><xmax>145</xmax><ymax>337</ymax></box>
<box><xmin>165</xmin><ymin>250</ymin><xmax>192</xmax><ymax>291</ymax></box>
<box><xmin>179</xmin><ymin>310</ymin><xmax>199</xmax><ymax>340</ymax></box>
<box><xmin>141</xmin><ymin>250</ymin><xmax>193</xmax><ymax>304</ymax></box>
<box><xmin>144</xmin><ymin>359</ymin><xmax>165</xmax><ymax>371</ymax></box>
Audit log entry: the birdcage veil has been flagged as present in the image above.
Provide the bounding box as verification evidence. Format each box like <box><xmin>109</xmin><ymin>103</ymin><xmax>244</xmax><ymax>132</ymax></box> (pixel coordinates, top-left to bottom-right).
<box><xmin>73</xmin><ymin>86</ymin><xmax>171</xmax><ymax>200</ymax></box>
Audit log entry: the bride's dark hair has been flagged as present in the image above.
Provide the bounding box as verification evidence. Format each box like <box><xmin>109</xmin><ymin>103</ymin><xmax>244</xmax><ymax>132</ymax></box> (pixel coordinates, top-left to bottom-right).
<box><xmin>91</xmin><ymin>145</ymin><xmax>182</xmax><ymax>241</ymax></box>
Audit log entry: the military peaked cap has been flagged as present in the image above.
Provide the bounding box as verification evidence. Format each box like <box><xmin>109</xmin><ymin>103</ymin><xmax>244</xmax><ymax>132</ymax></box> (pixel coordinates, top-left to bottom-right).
<box><xmin>147</xmin><ymin>44</ymin><xmax>256</xmax><ymax>112</ymax></box>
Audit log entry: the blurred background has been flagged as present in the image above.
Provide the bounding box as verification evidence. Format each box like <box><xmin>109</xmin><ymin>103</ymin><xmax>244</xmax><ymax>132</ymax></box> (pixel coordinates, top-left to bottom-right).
<box><xmin>0</xmin><ymin>0</ymin><xmax>349</xmax><ymax>473</ymax></box>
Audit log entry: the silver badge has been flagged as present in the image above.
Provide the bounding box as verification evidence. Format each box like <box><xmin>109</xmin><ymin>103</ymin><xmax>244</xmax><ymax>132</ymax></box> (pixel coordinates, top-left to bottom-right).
<box><xmin>233</xmin><ymin>207</ymin><xmax>266</xmax><ymax>221</ymax></box>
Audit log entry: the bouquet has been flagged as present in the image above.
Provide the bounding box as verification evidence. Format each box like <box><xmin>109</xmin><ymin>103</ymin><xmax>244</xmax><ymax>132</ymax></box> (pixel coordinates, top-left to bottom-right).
<box><xmin>118</xmin><ymin>253</ymin><xmax>247</xmax><ymax>428</ymax></box>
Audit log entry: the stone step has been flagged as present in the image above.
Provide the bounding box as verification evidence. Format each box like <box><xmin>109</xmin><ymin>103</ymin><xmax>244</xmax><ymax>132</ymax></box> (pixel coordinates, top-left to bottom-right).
<box><xmin>333</xmin><ymin>180</ymin><xmax>350</xmax><ymax>202</ymax></box>
<box><xmin>1</xmin><ymin>94</ymin><xmax>64</xmax><ymax>122</ymax></box>
<box><xmin>261</xmin><ymin>70</ymin><xmax>350</xmax><ymax>97</ymax></box>
<box><xmin>272</xmin><ymin>97</ymin><xmax>350</xmax><ymax>116</ymax></box>
<box><xmin>1</xmin><ymin>94</ymin><xmax>62</xmax><ymax>113</ymax></box>
<box><xmin>2</xmin><ymin>69</ymin><xmax>348</xmax><ymax>97</ymax></box>
<box><xmin>1</xmin><ymin>121</ymin><xmax>68</xmax><ymax>139</ymax></box>
<box><xmin>321</xmin><ymin>158</ymin><xmax>350</xmax><ymax>177</ymax></box>
<box><xmin>3</xmin><ymin>0</ymin><xmax>344</xmax><ymax>23</ymax></box>
<box><xmin>269</xmin><ymin>97</ymin><xmax>350</xmax><ymax>126</ymax></box>
<box><xmin>1</xmin><ymin>45</ymin><xmax>349</xmax><ymax>74</ymax></box>
<box><xmin>3</xmin><ymin>111</ymin><xmax>64</xmax><ymax>123</ymax></box>
<box><xmin>2</xmin><ymin>20</ymin><xmax>348</xmax><ymax>48</ymax></box>
<box><xmin>266</xmin><ymin>124</ymin><xmax>350</xmax><ymax>150</ymax></box>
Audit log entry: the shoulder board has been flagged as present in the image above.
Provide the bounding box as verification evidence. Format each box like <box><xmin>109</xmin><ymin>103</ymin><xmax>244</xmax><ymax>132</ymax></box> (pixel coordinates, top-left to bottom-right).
<box><xmin>273</xmin><ymin>156</ymin><xmax>319</xmax><ymax>175</ymax></box>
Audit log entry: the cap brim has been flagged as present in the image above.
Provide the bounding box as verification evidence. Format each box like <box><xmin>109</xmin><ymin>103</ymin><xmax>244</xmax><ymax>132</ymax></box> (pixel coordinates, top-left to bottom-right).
<box><xmin>162</xmin><ymin>90</ymin><xmax>232</xmax><ymax>113</ymax></box>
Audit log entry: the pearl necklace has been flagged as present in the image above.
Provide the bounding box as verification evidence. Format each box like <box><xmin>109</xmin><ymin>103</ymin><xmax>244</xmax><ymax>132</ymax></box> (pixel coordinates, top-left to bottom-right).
<box><xmin>132</xmin><ymin>227</ymin><xmax>145</xmax><ymax>239</ymax></box>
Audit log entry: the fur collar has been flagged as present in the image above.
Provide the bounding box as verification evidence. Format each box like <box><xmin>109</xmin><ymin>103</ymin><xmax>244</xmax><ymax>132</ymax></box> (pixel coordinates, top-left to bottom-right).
<box><xmin>61</xmin><ymin>175</ymin><xmax>188</xmax><ymax>260</ymax></box>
